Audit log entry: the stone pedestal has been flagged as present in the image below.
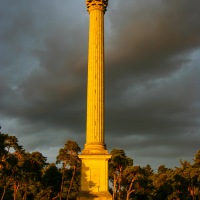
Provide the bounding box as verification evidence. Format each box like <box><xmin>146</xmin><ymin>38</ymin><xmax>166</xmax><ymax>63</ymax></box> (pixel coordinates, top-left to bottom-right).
<box><xmin>77</xmin><ymin>154</ymin><xmax>112</xmax><ymax>200</ymax></box>
<box><xmin>77</xmin><ymin>191</ymin><xmax>112</xmax><ymax>200</ymax></box>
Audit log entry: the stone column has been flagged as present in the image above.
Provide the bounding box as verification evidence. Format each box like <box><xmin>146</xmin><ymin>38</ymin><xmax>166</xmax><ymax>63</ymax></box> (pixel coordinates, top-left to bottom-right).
<box><xmin>77</xmin><ymin>1</ymin><xmax>112</xmax><ymax>199</ymax></box>
<box><xmin>83</xmin><ymin>0</ymin><xmax>108</xmax><ymax>154</ymax></box>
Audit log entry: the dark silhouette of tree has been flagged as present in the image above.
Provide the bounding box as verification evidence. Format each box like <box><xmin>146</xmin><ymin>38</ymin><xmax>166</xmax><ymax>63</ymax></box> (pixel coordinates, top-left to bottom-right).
<box><xmin>56</xmin><ymin>140</ymin><xmax>81</xmax><ymax>200</ymax></box>
<box><xmin>1</xmin><ymin>131</ymin><xmax>200</xmax><ymax>200</ymax></box>
<box><xmin>152</xmin><ymin>165</ymin><xmax>174</xmax><ymax>200</ymax></box>
<box><xmin>0</xmin><ymin>133</ymin><xmax>23</xmax><ymax>200</ymax></box>
<box><xmin>109</xmin><ymin>149</ymin><xmax>133</xmax><ymax>200</ymax></box>
<box><xmin>39</xmin><ymin>163</ymin><xmax>62</xmax><ymax>199</ymax></box>
<box><xmin>19</xmin><ymin>151</ymin><xmax>47</xmax><ymax>200</ymax></box>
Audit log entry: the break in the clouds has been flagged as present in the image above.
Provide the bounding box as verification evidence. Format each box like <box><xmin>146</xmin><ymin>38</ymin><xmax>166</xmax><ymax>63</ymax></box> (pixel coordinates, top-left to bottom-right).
<box><xmin>0</xmin><ymin>0</ymin><xmax>200</xmax><ymax>170</ymax></box>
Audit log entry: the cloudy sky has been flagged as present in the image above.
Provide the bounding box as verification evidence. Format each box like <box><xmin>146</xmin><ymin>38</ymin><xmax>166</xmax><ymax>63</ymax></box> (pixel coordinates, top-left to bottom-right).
<box><xmin>1</xmin><ymin>0</ymin><xmax>200</xmax><ymax>171</ymax></box>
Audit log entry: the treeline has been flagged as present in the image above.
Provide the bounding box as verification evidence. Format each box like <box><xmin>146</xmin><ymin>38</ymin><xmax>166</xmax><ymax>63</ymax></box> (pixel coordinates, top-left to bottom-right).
<box><xmin>109</xmin><ymin>149</ymin><xmax>200</xmax><ymax>200</ymax></box>
<box><xmin>0</xmin><ymin>132</ymin><xmax>200</xmax><ymax>200</ymax></box>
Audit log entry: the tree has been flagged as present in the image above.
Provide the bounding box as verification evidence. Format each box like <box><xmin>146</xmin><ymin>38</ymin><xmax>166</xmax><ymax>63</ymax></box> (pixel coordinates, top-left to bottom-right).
<box><xmin>0</xmin><ymin>133</ymin><xmax>23</xmax><ymax>200</ymax></box>
<box><xmin>109</xmin><ymin>149</ymin><xmax>133</xmax><ymax>200</ymax></box>
<box><xmin>123</xmin><ymin>165</ymin><xmax>140</xmax><ymax>200</ymax></box>
<box><xmin>37</xmin><ymin>163</ymin><xmax>62</xmax><ymax>200</ymax></box>
<box><xmin>0</xmin><ymin>133</ymin><xmax>6</xmax><ymax>157</ymax></box>
<box><xmin>0</xmin><ymin>153</ymin><xmax>19</xmax><ymax>200</ymax></box>
<box><xmin>193</xmin><ymin>150</ymin><xmax>200</xmax><ymax>199</ymax></box>
<box><xmin>138</xmin><ymin>165</ymin><xmax>154</xmax><ymax>199</ymax></box>
<box><xmin>152</xmin><ymin>165</ymin><xmax>174</xmax><ymax>200</ymax></box>
<box><xmin>193</xmin><ymin>150</ymin><xmax>200</xmax><ymax>167</ymax></box>
<box><xmin>123</xmin><ymin>165</ymin><xmax>154</xmax><ymax>200</ymax></box>
<box><xmin>19</xmin><ymin>152</ymin><xmax>47</xmax><ymax>200</ymax></box>
<box><xmin>0</xmin><ymin>133</ymin><xmax>47</xmax><ymax>200</ymax></box>
<box><xmin>56</xmin><ymin>140</ymin><xmax>81</xmax><ymax>200</ymax></box>
<box><xmin>177</xmin><ymin>159</ymin><xmax>200</xmax><ymax>200</ymax></box>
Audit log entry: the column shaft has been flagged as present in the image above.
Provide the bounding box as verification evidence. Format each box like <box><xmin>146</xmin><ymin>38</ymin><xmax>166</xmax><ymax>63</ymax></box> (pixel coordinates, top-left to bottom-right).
<box><xmin>86</xmin><ymin>9</ymin><xmax>105</xmax><ymax>147</ymax></box>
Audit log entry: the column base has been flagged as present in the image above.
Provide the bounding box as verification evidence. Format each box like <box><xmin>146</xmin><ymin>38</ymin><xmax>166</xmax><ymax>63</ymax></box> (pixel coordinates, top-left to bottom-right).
<box><xmin>82</xmin><ymin>143</ymin><xmax>109</xmax><ymax>155</ymax></box>
<box><xmin>77</xmin><ymin>191</ymin><xmax>112</xmax><ymax>200</ymax></box>
<box><xmin>77</xmin><ymin>154</ymin><xmax>111</xmax><ymax>200</ymax></box>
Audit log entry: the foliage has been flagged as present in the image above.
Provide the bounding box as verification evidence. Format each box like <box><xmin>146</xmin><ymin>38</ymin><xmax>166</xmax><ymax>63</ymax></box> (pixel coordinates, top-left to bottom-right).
<box><xmin>109</xmin><ymin>149</ymin><xmax>133</xmax><ymax>200</ymax></box>
<box><xmin>56</xmin><ymin>140</ymin><xmax>81</xmax><ymax>200</ymax></box>
<box><xmin>1</xmin><ymin>132</ymin><xmax>200</xmax><ymax>200</ymax></box>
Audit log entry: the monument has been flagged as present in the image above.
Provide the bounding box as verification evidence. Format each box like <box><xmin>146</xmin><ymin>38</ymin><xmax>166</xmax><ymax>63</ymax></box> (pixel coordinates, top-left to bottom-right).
<box><xmin>77</xmin><ymin>0</ymin><xmax>112</xmax><ymax>199</ymax></box>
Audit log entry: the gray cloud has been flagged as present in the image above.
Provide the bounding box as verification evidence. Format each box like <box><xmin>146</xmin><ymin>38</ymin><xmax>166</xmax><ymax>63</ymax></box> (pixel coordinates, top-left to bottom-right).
<box><xmin>0</xmin><ymin>0</ymin><xmax>200</xmax><ymax>170</ymax></box>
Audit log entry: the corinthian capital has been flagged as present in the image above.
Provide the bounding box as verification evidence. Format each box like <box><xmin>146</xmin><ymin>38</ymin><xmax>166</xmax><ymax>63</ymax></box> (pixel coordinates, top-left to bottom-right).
<box><xmin>86</xmin><ymin>0</ymin><xmax>109</xmax><ymax>13</ymax></box>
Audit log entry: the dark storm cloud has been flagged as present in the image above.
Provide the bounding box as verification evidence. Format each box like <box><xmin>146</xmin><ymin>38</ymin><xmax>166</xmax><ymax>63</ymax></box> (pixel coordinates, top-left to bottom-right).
<box><xmin>0</xmin><ymin>0</ymin><xmax>87</xmax><ymax>129</ymax></box>
<box><xmin>103</xmin><ymin>0</ymin><xmax>200</xmax><ymax>168</ymax></box>
<box><xmin>0</xmin><ymin>0</ymin><xmax>88</xmax><ymax>154</ymax></box>
<box><xmin>0</xmin><ymin>0</ymin><xmax>200</xmax><ymax>168</ymax></box>
<box><xmin>106</xmin><ymin>64</ymin><xmax>200</xmax><ymax>128</ymax></box>
<box><xmin>106</xmin><ymin>0</ymin><xmax>200</xmax><ymax>79</ymax></box>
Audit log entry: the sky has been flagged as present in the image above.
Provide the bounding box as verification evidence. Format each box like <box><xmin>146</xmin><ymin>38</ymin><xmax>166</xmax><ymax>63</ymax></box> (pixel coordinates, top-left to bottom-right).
<box><xmin>0</xmin><ymin>0</ymin><xmax>200</xmax><ymax>171</ymax></box>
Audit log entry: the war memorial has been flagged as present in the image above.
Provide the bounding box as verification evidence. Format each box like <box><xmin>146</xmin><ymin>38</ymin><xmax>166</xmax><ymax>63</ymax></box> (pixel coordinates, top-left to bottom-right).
<box><xmin>77</xmin><ymin>0</ymin><xmax>112</xmax><ymax>199</ymax></box>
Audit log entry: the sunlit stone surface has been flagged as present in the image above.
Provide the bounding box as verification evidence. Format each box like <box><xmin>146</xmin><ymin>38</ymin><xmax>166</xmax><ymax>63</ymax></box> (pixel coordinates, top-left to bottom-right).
<box><xmin>77</xmin><ymin>0</ymin><xmax>112</xmax><ymax>199</ymax></box>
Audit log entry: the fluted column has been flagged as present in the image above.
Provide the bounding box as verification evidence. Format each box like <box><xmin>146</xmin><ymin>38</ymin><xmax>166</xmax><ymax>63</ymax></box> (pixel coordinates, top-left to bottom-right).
<box><xmin>77</xmin><ymin>1</ymin><xmax>112</xmax><ymax>198</ymax></box>
<box><xmin>83</xmin><ymin>0</ymin><xmax>109</xmax><ymax>153</ymax></box>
